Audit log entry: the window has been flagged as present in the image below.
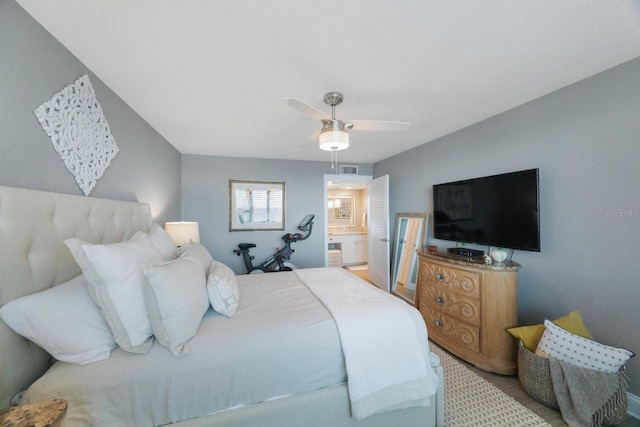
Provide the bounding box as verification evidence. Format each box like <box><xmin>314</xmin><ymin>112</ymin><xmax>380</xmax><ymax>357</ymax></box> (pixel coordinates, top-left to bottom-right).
<box><xmin>229</xmin><ymin>180</ymin><xmax>285</xmax><ymax>231</ymax></box>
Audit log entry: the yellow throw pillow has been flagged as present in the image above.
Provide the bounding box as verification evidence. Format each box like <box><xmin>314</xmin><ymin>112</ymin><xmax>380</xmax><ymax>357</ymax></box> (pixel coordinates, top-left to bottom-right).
<box><xmin>507</xmin><ymin>310</ymin><xmax>593</xmax><ymax>351</ymax></box>
<box><xmin>507</xmin><ymin>324</ymin><xmax>545</xmax><ymax>351</ymax></box>
<box><xmin>553</xmin><ymin>310</ymin><xmax>593</xmax><ymax>340</ymax></box>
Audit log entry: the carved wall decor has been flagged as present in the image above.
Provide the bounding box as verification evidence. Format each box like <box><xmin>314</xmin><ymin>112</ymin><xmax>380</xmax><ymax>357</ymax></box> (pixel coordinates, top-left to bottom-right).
<box><xmin>34</xmin><ymin>74</ymin><xmax>119</xmax><ymax>196</ymax></box>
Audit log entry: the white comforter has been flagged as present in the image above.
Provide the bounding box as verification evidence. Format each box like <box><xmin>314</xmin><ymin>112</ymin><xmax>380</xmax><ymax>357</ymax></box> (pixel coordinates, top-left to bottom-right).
<box><xmin>295</xmin><ymin>268</ymin><xmax>440</xmax><ymax>419</ymax></box>
<box><xmin>22</xmin><ymin>268</ymin><xmax>438</xmax><ymax>426</ymax></box>
<box><xmin>22</xmin><ymin>272</ymin><xmax>346</xmax><ymax>426</ymax></box>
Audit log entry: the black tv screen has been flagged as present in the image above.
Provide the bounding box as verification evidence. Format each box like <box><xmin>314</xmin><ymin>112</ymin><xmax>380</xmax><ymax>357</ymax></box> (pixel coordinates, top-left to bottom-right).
<box><xmin>433</xmin><ymin>169</ymin><xmax>540</xmax><ymax>252</ymax></box>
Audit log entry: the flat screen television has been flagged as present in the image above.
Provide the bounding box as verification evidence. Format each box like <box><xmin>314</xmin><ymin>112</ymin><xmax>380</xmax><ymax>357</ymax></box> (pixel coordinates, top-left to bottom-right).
<box><xmin>432</xmin><ymin>168</ymin><xmax>540</xmax><ymax>252</ymax></box>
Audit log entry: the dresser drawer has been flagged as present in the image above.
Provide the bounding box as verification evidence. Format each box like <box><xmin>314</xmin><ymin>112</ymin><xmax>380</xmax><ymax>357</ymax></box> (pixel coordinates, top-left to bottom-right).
<box><xmin>420</xmin><ymin>261</ymin><xmax>480</xmax><ymax>299</ymax></box>
<box><xmin>421</xmin><ymin>284</ymin><xmax>481</xmax><ymax>326</ymax></box>
<box><xmin>420</xmin><ymin>306</ymin><xmax>480</xmax><ymax>353</ymax></box>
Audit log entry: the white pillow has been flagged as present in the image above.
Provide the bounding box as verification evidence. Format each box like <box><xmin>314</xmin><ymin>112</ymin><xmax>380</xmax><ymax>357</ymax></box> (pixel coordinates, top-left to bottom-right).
<box><xmin>0</xmin><ymin>275</ymin><xmax>116</xmax><ymax>365</ymax></box>
<box><xmin>149</xmin><ymin>223</ymin><xmax>178</xmax><ymax>261</ymax></box>
<box><xmin>73</xmin><ymin>232</ymin><xmax>164</xmax><ymax>353</ymax></box>
<box><xmin>178</xmin><ymin>243</ymin><xmax>214</xmax><ymax>274</ymax></box>
<box><xmin>64</xmin><ymin>236</ymin><xmax>92</xmax><ymax>270</ymax></box>
<box><xmin>207</xmin><ymin>261</ymin><xmax>240</xmax><ymax>317</ymax></box>
<box><xmin>536</xmin><ymin>319</ymin><xmax>634</xmax><ymax>373</ymax></box>
<box><xmin>65</xmin><ymin>225</ymin><xmax>177</xmax><ymax>267</ymax></box>
<box><xmin>142</xmin><ymin>253</ymin><xmax>209</xmax><ymax>356</ymax></box>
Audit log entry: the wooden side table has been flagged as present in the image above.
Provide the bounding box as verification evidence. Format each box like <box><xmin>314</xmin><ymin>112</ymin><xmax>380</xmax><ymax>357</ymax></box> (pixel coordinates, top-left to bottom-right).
<box><xmin>0</xmin><ymin>399</ymin><xmax>67</xmax><ymax>427</ymax></box>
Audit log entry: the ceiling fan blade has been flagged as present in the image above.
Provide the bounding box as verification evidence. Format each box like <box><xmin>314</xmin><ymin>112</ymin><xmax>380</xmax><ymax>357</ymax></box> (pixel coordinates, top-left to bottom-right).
<box><xmin>297</xmin><ymin>130</ymin><xmax>321</xmax><ymax>148</ymax></box>
<box><xmin>348</xmin><ymin>120</ymin><xmax>411</xmax><ymax>132</ymax></box>
<box><xmin>284</xmin><ymin>98</ymin><xmax>330</xmax><ymax>121</ymax></box>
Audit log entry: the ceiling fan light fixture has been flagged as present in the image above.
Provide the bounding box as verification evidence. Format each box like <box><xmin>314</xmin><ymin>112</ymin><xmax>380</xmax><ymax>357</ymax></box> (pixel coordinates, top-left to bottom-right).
<box><xmin>286</xmin><ymin>91</ymin><xmax>410</xmax><ymax>155</ymax></box>
<box><xmin>319</xmin><ymin>130</ymin><xmax>349</xmax><ymax>151</ymax></box>
<box><xmin>319</xmin><ymin>119</ymin><xmax>349</xmax><ymax>151</ymax></box>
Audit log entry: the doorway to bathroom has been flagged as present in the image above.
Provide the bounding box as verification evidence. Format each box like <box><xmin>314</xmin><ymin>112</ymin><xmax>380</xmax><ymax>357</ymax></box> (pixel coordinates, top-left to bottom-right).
<box><xmin>324</xmin><ymin>174</ymin><xmax>390</xmax><ymax>292</ymax></box>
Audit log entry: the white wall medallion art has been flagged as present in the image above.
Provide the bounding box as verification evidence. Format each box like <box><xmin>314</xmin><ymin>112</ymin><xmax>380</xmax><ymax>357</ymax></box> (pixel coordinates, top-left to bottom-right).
<box><xmin>34</xmin><ymin>74</ymin><xmax>119</xmax><ymax>196</ymax></box>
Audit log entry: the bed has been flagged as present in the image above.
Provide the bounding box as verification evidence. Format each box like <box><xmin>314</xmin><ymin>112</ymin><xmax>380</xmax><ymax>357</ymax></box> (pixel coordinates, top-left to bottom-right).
<box><xmin>0</xmin><ymin>185</ymin><xmax>444</xmax><ymax>427</ymax></box>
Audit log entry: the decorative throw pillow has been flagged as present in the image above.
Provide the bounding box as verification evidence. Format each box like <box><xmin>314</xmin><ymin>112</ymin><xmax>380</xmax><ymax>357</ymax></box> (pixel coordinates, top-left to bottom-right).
<box><xmin>507</xmin><ymin>310</ymin><xmax>593</xmax><ymax>351</ymax></box>
<box><xmin>207</xmin><ymin>261</ymin><xmax>240</xmax><ymax>317</ymax></box>
<box><xmin>178</xmin><ymin>243</ymin><xmax>214</xmax><ymax>274</ymax></box>
<box><xmin>536</xmin><ymin>320</ymin><xmax>634</xmax><ymax>373</ymax></box>
<box><xmin>148</xmin><ymin>223</ymin><xmax>178</xmax><ymax>261</ymax></box>
<box><xmin>0</xmin><ymin>275</ymin><xmax>116</xmax><ymax>365</ymax></box>
<box><xmin>142</xmin><ymin>252</ymin><xmax>209</xmax><ymax>356</ymax></box>
<box><xmin>72</xmin><ymin>232</ymin><xmax>164</xmax><ymax>353</ymax></box>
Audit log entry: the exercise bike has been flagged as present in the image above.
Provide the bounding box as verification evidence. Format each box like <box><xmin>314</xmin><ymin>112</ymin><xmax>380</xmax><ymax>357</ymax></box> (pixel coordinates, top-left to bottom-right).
<box><xmin>233</xmin><ymin>214</ymin><xmax>314</xmax><ymax>274</ymax></box>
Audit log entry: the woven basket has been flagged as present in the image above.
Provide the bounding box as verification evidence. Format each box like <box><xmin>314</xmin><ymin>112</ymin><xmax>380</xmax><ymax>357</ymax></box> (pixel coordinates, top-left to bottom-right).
<box><xmin>518</xmin><ymin>342</ymin><xmax>559</xmax><ymax>409</ymax></box>
<box><xmin>517</xmin><ymin>341</ymin><xmax>628</xmax><ymax>424</ymax></box>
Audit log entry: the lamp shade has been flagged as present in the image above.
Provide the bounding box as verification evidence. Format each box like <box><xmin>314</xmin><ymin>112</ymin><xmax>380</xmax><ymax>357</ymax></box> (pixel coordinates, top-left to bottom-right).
<box><xmin>164</xmin><ymin>222</ymin><xmax>200</xmax><ymax>246</ymax></box>
<box><xmin>319</xmin><ymin>130</ymin><xmax>349</xmax><ymax>151</ymax></box>
<box><xmin>319</xmin><ymin>119</ymin><xmax>349</xmax><ymax>151</ymax></box>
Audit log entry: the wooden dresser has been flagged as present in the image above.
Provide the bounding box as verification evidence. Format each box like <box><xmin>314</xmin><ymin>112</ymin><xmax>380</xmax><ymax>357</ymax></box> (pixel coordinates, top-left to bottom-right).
<box><xmin>417</xmin><ymin>250</ymin><xmax>520</xmax><ymax>375</ymax></box>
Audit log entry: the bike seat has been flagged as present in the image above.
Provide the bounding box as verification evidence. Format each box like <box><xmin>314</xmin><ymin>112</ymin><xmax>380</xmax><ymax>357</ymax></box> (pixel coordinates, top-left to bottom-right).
<box><xmin>238</xmin><ymin>243</ymin><xmax>256</xmax><ymax>250</ymax></box>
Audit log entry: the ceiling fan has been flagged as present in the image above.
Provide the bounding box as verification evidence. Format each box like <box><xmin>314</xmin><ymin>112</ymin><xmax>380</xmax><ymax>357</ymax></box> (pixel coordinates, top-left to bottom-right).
<box><xmin>285</xmin><ymin>92</ymin><xmax>410</xmax><ymax>151</ymax></box>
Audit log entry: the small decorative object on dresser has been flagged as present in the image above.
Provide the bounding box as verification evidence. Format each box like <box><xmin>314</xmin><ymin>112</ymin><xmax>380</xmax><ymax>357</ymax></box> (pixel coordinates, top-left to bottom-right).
<box><xmin>417</xmin><ymin>250</ymin><xmax>520</xmax><ymax>375</ymax></box>
<box><xmin>489</xmin><ymin>248</ymin><xmax>508</xmax><ymax>265</ymax></box>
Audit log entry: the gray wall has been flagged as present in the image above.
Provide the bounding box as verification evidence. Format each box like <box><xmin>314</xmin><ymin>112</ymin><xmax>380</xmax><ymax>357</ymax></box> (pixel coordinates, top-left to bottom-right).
<box><xmin>375</xmin><ymin>57</ymin><xmax>640</xmax><ymax>395</ymax></box>
<box><xmin>181</xmin><ymin>154</ymin><xmax>372</xmax><ymax>273</ymax></box>
<box><xmin>0</xmin><ymin>0</ymin><xmax>181</xmax><ymax>223</ymax></box>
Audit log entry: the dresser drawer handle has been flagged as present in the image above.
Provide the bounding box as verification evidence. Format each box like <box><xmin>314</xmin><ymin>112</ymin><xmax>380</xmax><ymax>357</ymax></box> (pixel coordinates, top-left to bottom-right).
<box><xmin>435</xmin><ymin>296</ymin><xmax>445</xmax><ymax>305</ymax></box>
<box><xmin>436</xmin><ymin>273</ymin><xmax>444</xmax><ymax>281</ymax></box>
<box><xmin>434</xmin><ymin>320</ymin><xmax>443</xmax><ymax>327</ymax></box>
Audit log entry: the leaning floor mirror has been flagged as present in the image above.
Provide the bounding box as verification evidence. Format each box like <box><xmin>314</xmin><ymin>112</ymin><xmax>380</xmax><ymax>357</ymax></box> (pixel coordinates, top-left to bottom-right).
<box><xmin>391</xmin><ymin>213</ymin><xmax>428</xmax><ymax>306</ymax></box>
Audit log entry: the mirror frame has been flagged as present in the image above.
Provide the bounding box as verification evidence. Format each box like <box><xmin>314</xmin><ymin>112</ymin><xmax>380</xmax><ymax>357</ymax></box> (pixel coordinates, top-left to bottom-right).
<box><xmin>390</xmin><ymin>212</ymin><xmax>427</xmax><ymax>306</ymax></box>
<box><xmin>327</xmin><ymin>195</ymin><xmax>356</xmax><ymax>228</ymax></box>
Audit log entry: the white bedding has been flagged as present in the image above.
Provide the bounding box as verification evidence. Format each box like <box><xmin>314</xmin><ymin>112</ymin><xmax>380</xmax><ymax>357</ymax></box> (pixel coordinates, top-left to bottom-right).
<box><xmin>0</xmin><ymin>185</ymin><xmax>442</xmax><ymax>427</ymax></box>
<box><xmin>22</xmin><ymin>272</ymin><xmax>346</xmax><ymax>426</ymax></box>
<box><xmin>21</xmin><ymin>268</ymin><xmax>438</xmax><ymax>426</ymax></box>
<box><xmin>295</xmin><ymin>268</ymin><xmax>439</xmax><ymax>419</ymax></box>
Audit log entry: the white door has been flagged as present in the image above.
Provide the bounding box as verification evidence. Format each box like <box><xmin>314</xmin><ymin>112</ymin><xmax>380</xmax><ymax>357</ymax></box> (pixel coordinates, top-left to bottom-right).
<box><xmin>367</xmin><ymin>175</ymin><xmax>390</xmax><ymax>292</ymax></box>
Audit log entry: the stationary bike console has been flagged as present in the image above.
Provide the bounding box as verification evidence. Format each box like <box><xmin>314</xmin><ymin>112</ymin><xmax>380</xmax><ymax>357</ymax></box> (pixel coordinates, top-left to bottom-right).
<box><xmin>233</xmin><ymin>214</ymin><xmax>314</xmax><ymax>274</ymax></box>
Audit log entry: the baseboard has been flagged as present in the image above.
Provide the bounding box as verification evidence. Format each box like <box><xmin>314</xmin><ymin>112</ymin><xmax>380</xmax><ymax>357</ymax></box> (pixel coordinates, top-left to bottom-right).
<box><xmin>628</xmin><ymin>392</ymin><xmax>640</xmax><ymax>420</ymax></box>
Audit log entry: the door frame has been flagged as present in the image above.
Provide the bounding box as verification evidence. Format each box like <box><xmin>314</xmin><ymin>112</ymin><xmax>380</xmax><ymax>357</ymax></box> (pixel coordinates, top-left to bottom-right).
<box><xmin>323</xmin><ymin>174</ymin><xmax>372</xmax><ymax>266</ymax></box>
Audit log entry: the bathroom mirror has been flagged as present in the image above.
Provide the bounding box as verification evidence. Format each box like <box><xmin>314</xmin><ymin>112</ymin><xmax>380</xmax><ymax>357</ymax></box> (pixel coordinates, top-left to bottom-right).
<box><xmin>391</xmin><ymin>213</ymin><xmax>427</xmax><ymax>306</ymax></box>
<box><xmin>327</xmin><ymin>195</ymin><xmax>356</xmax><ymax>228</ymax></box>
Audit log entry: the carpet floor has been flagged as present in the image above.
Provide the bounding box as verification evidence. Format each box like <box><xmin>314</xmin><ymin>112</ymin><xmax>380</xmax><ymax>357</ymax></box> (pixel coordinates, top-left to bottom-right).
<box><xmin>430</xmin><ymin>344</ymin><xmax>552</xmax><ymax>427</ymax></box>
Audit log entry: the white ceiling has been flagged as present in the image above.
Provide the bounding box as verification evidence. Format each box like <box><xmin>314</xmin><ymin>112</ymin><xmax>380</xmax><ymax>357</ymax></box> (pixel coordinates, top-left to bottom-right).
<box><xmin>16</xmin><ymin>1</ymin><xmax>640</xmax><ymax>164</ymax></box>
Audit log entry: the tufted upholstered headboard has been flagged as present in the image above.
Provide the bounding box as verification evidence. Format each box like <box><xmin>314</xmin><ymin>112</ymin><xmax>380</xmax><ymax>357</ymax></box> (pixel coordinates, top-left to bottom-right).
<box><xmin>0</xmin><ymin>185</ymin><xmax>152</xmax><ymax>408</ymax></box>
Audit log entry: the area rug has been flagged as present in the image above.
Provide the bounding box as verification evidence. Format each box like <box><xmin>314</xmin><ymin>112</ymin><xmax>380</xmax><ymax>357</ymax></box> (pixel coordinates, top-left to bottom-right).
<box><xmin>430</xmin><ymin>344</ymin><xmax>552</xmax><ymax>427</ymax></box>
